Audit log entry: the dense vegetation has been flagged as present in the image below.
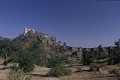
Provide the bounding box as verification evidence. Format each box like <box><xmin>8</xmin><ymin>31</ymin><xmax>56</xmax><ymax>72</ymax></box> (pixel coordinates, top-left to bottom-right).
<box><xmin>82</xmin><ymin>41</ymin><xmax>120</xmax><ymax>65</ymax></box>
<box><xmin>0</xmin><ymin>32</ymin><xmax>71</xmax><ymax>76</ymax></box>
<box><xmin>0</xmin><ymin>31</ymin><xmax>120</xmax><ymax>77</ymax></box>
<box><xmin>47</xmin><ymin>55</ymin><xmax>72</xmax><ymax>77</ymax></box>
<box><xmin>7</xmin><ymin>68</ymin><xmax>31</xmax><ymax>80</ymax></box>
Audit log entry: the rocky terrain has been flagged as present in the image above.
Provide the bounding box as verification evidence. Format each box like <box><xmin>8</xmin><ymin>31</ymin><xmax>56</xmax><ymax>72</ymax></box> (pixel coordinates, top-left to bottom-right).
<box><xmin>0</xmin><ymin>64</ymin><xmax>120</xmax><ymax>80</ymax></box>
<box><xmin>0</xmin><ymin>28</ymin><xmax>120</xmax><ymax>80</ymax></box>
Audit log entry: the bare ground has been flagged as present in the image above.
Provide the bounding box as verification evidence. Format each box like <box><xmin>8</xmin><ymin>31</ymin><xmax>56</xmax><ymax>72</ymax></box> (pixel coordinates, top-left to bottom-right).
<box><xmin>0</xmin><ymin>65</ymin><xmax>120</xmax><ymax>80</ymax></box>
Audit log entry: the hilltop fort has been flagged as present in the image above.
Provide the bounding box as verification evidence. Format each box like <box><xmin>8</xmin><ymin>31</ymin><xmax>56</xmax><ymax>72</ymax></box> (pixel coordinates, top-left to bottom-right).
<box><xmin>23</xmin><ymin>27</ymin><xmax>35</xmax><ymax>35</ymax></box>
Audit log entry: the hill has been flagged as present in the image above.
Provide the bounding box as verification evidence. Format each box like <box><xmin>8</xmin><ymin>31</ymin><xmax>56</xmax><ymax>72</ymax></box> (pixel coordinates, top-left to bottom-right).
<box><xmin>0</xmin><ymin>27</ymin><xmax>68</xmax><ymax>68</ymax></box>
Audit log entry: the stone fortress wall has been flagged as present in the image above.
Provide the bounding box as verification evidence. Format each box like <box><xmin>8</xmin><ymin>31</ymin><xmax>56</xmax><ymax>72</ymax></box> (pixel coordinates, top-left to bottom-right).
<box><xmin>23</xmin><ymin>27</ymin><xmax>35</xmax><ymax>35</ymax></box>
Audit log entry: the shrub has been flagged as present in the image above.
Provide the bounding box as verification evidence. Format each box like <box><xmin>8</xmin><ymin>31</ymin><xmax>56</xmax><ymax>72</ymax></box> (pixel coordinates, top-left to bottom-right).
<box><xmin>49</xmin><ymin>67</ymin><xmax>64</xmax><ymax>77</ymax></box>
<box><xmin>109</xmin><ymin>69</ymin><xmax>120</xmax><ymax>77</ymax></box>
<box><xmin>18</xmin><ymin>51</ymin><xmax>35</xmax><ymax>73</ymax></box>
<box><xmin>19</xmin><ymin>63</ymin><xmax>34</xmax><ymax>73</ymax></box>
<box><xmin>48</xmin><ymin>65</ymin><xmax>73</xmax><ymax>77</ymax></box>
<box><xmin>47</xmin><ymin>56</ymin><xmax>65</xmax><ymax>68</ymax></box>
<box><xmin>62</xmin><ymin>66</ymin><xmax>73</xmax><ymax>75</ymax></box>
<box><xmin>7</xmin><ymin>68</ymin><xmax>31</xmax><ymax>80</ymax></box>
<box><xmin>89</xmin><ymin>64</ymin><xmax>99</xmax><ymax>71</ymax></box>
<box><xmin>7</xmin><ymin>68</ymin><xmax>24</xmax><ymax>80</ymax></box>
<box><xmin>76</xmin><ymin>66</ymin><xmax>82</xmax><ymax>72</ymax></box>
<box><xmin>47</xmin><ymin>55</ymin><xmax>73</xmax><ymax>77</ymax></box>
<box><xmin>109</xmin><ymin>69</ymin><xmax>118</xmax><ymax>74</ymax></box>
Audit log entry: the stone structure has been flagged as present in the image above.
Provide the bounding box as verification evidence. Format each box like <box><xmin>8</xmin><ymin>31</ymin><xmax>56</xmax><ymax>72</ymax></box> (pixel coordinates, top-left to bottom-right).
<box><xmin>23</xmin><ymin>27</ymin><xmax>35</xmax><ymax>35</ymax></box>
<box><xmin>23</xmin><ymin>27</ymin><xmax>49</xmax><ymax>38</ymax></box>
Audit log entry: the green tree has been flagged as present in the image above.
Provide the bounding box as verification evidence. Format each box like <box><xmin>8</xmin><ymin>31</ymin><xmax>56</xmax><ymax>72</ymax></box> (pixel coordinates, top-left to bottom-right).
<box><xmin>47</xmin><ymin>55</ymin><xmax>65</xmax><ymax>68</ymax></box>
<box><xmin>108</xmin><ymin>39</ymin><xmax>120</xmax><ymax>64</ymax></box>
<box><xmin>17</xmin><ymin>50</ymin><xmax>35</xmax><ymax>72</ymax></box>
<box><xmin>49</xmin><ymin>65</ymin><xmax>72</xmax><ymax>77</ymax></box>
<box><xmin>82</xmin><ymin>49</ymin><xmax>94</xmax><ymax>65</ymax></box>
<box><xmin>47</xmin><ymin>54</ymin><xmax>72</xmax><ymax>77</ymax></box>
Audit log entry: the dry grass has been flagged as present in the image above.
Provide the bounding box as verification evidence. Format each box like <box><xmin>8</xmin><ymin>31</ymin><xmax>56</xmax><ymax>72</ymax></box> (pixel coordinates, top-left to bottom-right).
<box><xmin>0</xmin><ymin>65</ymin><xmax>120</xmax><ymax>80</ymax></box>
<box><xmin>100</xmin><ymin>64</ymin><xmax>120</xmax><ymax>75</ymax></box>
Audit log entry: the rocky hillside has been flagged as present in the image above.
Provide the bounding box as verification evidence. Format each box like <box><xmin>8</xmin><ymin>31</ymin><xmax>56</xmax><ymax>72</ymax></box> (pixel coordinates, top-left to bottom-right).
<box><xmin>0</xmin><ymin>27</ymin><xmax>120</xmax><ymax>66</ymax></box>
<box><xmin>13</xmin><ymin>30</ymin><xmax>60</xmax><ymax>54</ymax></box>
<box><xmin>0</xmin><ymin>28</ymin><xmax>69</xmax><ymax>67</ymax></box>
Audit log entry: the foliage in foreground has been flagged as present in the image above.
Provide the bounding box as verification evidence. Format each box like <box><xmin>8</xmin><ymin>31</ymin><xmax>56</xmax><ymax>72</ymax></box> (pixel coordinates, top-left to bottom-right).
<box><xmin>89</xmin><ymin>64</ymin><xmax>100</xmax><ymax>71</ymax></box>
<box><xmin>48</xmin><ymin>65</ymin><xmax>73</xmax><ymax>77</ymax></box>
<box><xmin>47</xmin><ymin>55</ymin><xmax>73</xmax><ymax>77</ymax></box>
<box><xmin>17</xmin><ymin>50</ymin><xmax>35</xmax><ymax>73</ymax></box>
<box><xmin>76</xmin><ymin>66</ymin><xmax>82</xmax><ymax>72</ymax></box>
<box><xmin>109</xmin><ymin>69</ymin><xmax>120</xmax><ymax>77</ymax></box>
<box><xmin>47</xmin><ymin>55</ymin><xmax>65</xmax><ymax>68</ymax></box>
<box><xmin>7</xmin><ymin>68</ymin><xmax>31</xmax><ymax>80</ymax></box>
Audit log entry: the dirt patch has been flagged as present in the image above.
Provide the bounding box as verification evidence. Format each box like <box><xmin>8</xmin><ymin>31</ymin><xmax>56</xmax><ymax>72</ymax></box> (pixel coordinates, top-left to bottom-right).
<box><xmin>59</xmin><ymin>71</ymin><xmax>119</xmax><ymax>80</ymax></box>
<box><xmin>0</xmin><ymin>65</ymin><xmax>120</xmax><ymax>80</ymax></box>
<box><xmin>100</xmin><ymin>64</ymin><xmax>120</xmax><ymax>75</ymax></box>
<box><xmin>0</xmin><ymin>69</ymin><xmax>10</xmax><ymax>80</ymax></box>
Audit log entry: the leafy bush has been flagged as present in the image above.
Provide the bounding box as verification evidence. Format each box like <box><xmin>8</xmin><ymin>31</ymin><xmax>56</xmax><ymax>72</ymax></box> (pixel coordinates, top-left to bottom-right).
<box><xmin>47</xmin><ymin>56</ymin><xmax>65</xmax><ymax>68</ymax></box>
<box><xmin>109</xmin><ymin>69</ymin><xmax>118</xmax><ymax>74</ymax></box>
<box><xmin>76</xmin><ymin>66</ymin><xmax>82</xmax><ymax>72</ymax></box>
<box><xmin>49</xmin><ymin>67</ymin><xmax>64</xmax><ymax>77</ymax></box>
<box><xmin>48</xmin><ymin>65</ymin><xmax>73</xmax><ymax>77</ymax></box>
<box><xmin>62</xmin><ymin>66</ymin><xmax>73</xmax><ymax>76</ymax></box>
<box><xmin>7</xmin><ymin>68</ymin><xmax>31</xmax><ymax>80</ymax></box>
<box><xmin>18</xmin><ymin>51</ymin><xmax>35</xmax><ymax>73</ymax></box>
<box><xmin>7</xmin><ymin>68</ymin><xmax>24</xmax><ymax>80</ymax></box>
<box><xmin>89</xmin><ymin>64</ymin><xmax>99</xmax><ymax>71</ymax></box>
<box><xmin>109</xmin><ymin>69</ymin><xmax>120</xmax><ymax>77</ymax></box>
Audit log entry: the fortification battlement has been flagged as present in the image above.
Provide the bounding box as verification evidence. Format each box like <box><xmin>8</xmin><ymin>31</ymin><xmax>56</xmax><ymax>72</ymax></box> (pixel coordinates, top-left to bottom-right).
<box><xmin>23</xmin><ymin>27</ymin><xmax>35</xmax><ymax>35</ymax></box>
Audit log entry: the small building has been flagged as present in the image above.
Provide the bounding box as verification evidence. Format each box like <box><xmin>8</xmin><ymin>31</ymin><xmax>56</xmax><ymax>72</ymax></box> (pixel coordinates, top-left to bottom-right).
<box><xmin>23</xmin><ymin>27</ymin><xmax>35</xmax><ymax>35</ymax></box>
